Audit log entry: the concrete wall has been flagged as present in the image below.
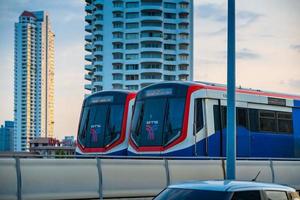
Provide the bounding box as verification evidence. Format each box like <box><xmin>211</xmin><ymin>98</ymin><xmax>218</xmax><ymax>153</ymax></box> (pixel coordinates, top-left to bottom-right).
<box><xmin>0</xmin><ymin>158</ymin><xmax>299</xmax><ymax>200</ymax></box>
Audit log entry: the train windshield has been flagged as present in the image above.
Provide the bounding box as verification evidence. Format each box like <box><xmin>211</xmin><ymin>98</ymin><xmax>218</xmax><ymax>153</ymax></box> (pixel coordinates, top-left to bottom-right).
<box><xmin>131</xmin><ymin>97</ymin><xmax>185</xmax><ymax>147</ymax></box>
<box><xmin>78</xmin><ymin>97</ymin><xmax>124</xmax><ymax>148</ymax></box>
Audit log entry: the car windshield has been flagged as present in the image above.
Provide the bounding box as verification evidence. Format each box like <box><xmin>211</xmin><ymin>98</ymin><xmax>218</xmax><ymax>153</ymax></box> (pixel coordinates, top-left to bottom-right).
<box><xmin>78</xmin><ymin>103</ymin><xmax>124</xmax><ymax>148</ymax></box>
<box><xmin>130</xmin><ymin>97</ymin><xmax>185</xmax><ymax>147</ymax></box>
<box><xmin>153</xmin><ymin>188</ymin><xmax>231</xmax><ymax>200</ymax></box>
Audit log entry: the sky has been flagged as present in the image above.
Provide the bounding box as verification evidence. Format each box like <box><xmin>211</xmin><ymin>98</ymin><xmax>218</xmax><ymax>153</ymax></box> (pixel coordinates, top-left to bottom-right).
<box><xmin>0</xmin><ymin>0</ymin><xmax>299</xmax><ymax>139</ymax></box>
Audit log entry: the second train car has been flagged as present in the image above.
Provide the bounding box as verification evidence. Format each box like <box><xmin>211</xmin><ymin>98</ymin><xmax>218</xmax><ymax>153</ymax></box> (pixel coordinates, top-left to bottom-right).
<box><xmin>76</xmin><ymin>90</ymin><xmax>136</xmax><ymax>155</ymax></box>
<box><xmin>128</xmin><ymin>81</ymin><xmax>300</xmax><ymax>158</ymax></box>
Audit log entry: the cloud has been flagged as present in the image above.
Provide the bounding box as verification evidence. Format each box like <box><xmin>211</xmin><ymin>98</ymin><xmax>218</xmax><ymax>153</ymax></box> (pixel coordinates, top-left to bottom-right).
<box><xmin>237</xmin><ymin>11</ymin><xmax>262</xmax><ymax>27</ymax></box>
<box><xmin>195</xmin><ymin>3</ymin><xmax>262</xmax><ymax>34</ymax></box>
<box><xmin>290</xmin><ymin>44</ymin><xmax>300</xmax><ymax>52</ymax></box>
<box><xmin>196</xmin><ymin>3</ymin><xmax>227</xmax><ymax>22</ymax></box>
<box><xmin>237</xmin><ymin>48</ymin><xmax>261</xmax><ymax>60</ymax></box>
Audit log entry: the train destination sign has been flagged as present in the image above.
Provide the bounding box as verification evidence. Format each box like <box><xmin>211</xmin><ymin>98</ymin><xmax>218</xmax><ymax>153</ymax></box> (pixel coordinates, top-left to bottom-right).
<box><xmin>268</xmin><ymin>97</ymin><xmax>286</xmax><ymax>106</ymax></box>
<box><xmin>145</xmin><ymin>88</ymin><xmax>173</xmax><ymax>97</ymax></box>
<box><xmin>89</xmin><ymin>96</ymin><xmax>114</xmax><ymax>104</ymax></box>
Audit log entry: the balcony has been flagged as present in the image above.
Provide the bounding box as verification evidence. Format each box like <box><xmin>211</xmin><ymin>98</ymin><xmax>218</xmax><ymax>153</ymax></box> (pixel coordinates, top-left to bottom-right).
<box><xmin>85</xmin><ymin>54</ymin><xmax>93</xmax><ymax>62</ymax></box>
<box><xmin>85</xmin><ymin>74</ymin><xmax>93</xmax><ymax>81</ymax></box>
<box><xmin>85</xmin><ymin>35</ymin><xmax>93</xmax><ymax>42</ymax></box>
<box><xmin>84</xmin><ymin>64</ymin><xmax>94</xmax><ymax>71</ymax></box>
<box><xmin>94</xmin><ymin>30</ymin><xmax>103</xmax><ymax>36</ymax></box>
<box><xmin>140</xmin><ymin>47</ymin><xmax>163</xmax><ymax>53</ymax></box>
<box><xmin>141</xmin><ymin>3</ymin><xmax>163</xmax><ymax>11</ymax></box>
<box><xmin>94</xmin><ymin>60</ymin><xmax>103</xmax><ymax>66</ymax></box>
<box><xmin>85</xmin><ymin>24</ymin><xmax>93</xmax><ymax>33</ymax></box>
<box><xmin>85</xmin><ymin>15</ymin><xmax>93</xmax><ymax>23</ymax></box>
<box><xmin>84</xmin><ymin>84</ymin><xmax>92</xmax><ymax>91</ymax></box>
<box><xmin>85</xmin><ymin>5</ymin><xmax>94</xmax><ymax>13</ymax></box>
<box><xmin>85</xmin><ymin>44</ymin><xmax>93</xmax><ymax>52</ymax></box>
<box><xmin>140</xmin><ymin>36</ymin><xmax>163</xmax><ymax>43</ymax></box>
<box><xmin>94</xmin><ymin>9</ymin><xmax>103</xmax><ymax>16</ymax></box>
<box><xmin>94</xmin><ymin>40</ymin><xmax>103</xmax><ymax>45</ymax></box>
<box><xmin>93</xmin><ymin>82</ymin><xmax>102</xmax><ymax>89</ymax></box>
<box><xmin>94</xmin><ymin>71</ymin><xmax>103</xmax><ymax>76</ymax></box>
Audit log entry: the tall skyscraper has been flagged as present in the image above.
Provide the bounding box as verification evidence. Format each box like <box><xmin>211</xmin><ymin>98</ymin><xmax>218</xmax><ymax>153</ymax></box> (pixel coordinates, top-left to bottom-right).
<box><xmin>14</xmin><ymin>11</ymin><xmax>55</xmax><ymax>151</ymax></box>
<box><xmin>84</xmin><ymin>0</ymin><xmax>193</xmax><ymax>92</ymax></box>
<box><xmin>0</xmin><ymin>121</ymin><xmax>14</xmax><ymax>151</ymax></box>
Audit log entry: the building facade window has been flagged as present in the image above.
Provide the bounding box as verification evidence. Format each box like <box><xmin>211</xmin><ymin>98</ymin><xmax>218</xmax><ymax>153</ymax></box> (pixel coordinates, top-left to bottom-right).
<box><xmin>141</xmin><ymin>73</ymin><xmax>162</xmax><ymax>79</ymax></box>
<box><xmin>141</xmin><ymin>52</ymin><xmax>162</xmax><ymax>58</ymax></box>
<box><xmin>113</xmin><ymin>42</ymin><xmax>123</xmax><ymax>49</ymax></box>
<box><xmin>113</xmin><ymin>11</ymin><xmax>123</xmax><ymax>18</ymax></box>
<box><xmin>126</xmin><ymin>53</ymin><xmax>139</xmax><ymax>60</ymax></box>
<box><xmin>113</xmin><ymin>1</ymin><xmax>123</xmax><ymax>8</ymax></box>
<box><xmin>126</xmin><ymin>64</ymin><xmax>139</xmax><ymax>70</ymax></box>
<box><xmin>126</xmin><ymin>22</ymin><xmax>139</xmax><ymax>29</ymax></box>
<box><xmin>126</xmin><ymin>12</ymin><xmax>139</xmax><ymax>19</ymax></box>
<box><xmin>126</xmin><ymin>2</ymin><xmax>139</xmax><ymax>8</ymax></box>
<box><xmin>141</xmin><ymin>21</ymin><xmax>162</xmax><ymax>27</ymax></box>
<box><xmin>164</xmin><ymin>64</ymin><xmax>176</xmax><ymax>71</ymax></box>
<box><xmin>164</xmin><ymin>44</ymin><xmax>176</xmax><ymax>50</ymax></box>
<box><xmin>113</xmin><ymin>52</ymin><xmax>123</xmax><ymax>59</ymax></box>
<box><xmin>126</xmin><ymin>43</ymin><xmax>139</xmax><ymax>50</ymax></box>
<box><xmin>141</xmin><ymin>63</ymin><xmax>161</xmax><ymax>69</ymax></box>
<box><xmin>164</xmin><ymin>2</ymin><xmax>176</xmax><ymax>9</ymax></box>
<box><xmin>126</xmin><ymin>75</ymin><xmax>139</xmax><ymax>80</ymax></box>
<box><xmin>113</xmin><ymin>32</ymin><xmax>123</xmax><ymax>38</ymax></box>
<box><xmin>113</xmin><ymin>73</ymin><xmax>123</xmax><ymax>80</ymax></box>
<box><xmin>164</xmin><ymin>75</ymin><xmax>176</xmax><ymax>81</ymax></box>
<box><xmin>141</xmin><ymin>31</ymin><xmax>162</xmax><ymax>38</ymax></box>
<box><xmin>113</xmin><ymin>21</ymin><xmax>123</xmax><ymax>28</ymax></box>
<box><xmin>141</xmin><ymin>41</ymin><xmax>162</xmax><ymax>48</ymax></box>
<box><xmin>164</xmin><ymin>13</ymin><xmax>176</xmax><ymax>19</ymax></box>
<box><xmin>126</xmin><ymin>85</ymin><xmax>138</xmax><ymax>90</ymax></box>
<box><xmin>113</xmin><ymin>63</ymin><xmax>123</xmax><ymax>70</ymax></box>
<box><xmin>164</xmin><ymin>33</ymin><xmax>176</xmax><ymax>41</ymax></box>
<box><xmin>126</xmin><ymin>33</ymin><xmax>139</xmax><ymax>39</ymax></box>
<box><xmin>164</xmin><ymin>54</ymin><xmax>176</xmax><ymax>61</ymax></box>
<box><xmin>164</xmin><ymin>23</ymin><xmax>176</xmax><ymax>30</ymax></box>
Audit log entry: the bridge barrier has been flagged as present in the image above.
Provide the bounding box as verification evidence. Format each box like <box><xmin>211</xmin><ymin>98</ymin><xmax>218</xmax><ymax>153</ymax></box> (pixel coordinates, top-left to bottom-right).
<box><xmin>236</xmin><ymin>160</ymin><xmax>273</xmax><ymax>182</ymax></box>
<box><xmin>0</xmin><ymin>157</ymin><xmax>299</xmax><ymax>200</ymax></box>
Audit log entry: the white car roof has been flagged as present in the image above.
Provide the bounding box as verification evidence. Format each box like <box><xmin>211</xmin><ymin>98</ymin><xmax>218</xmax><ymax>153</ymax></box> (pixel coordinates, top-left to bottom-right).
<box><xmin>168</xmin><ymin>180</ymin><xmax>295</xmax><ymax>192</ymax></box>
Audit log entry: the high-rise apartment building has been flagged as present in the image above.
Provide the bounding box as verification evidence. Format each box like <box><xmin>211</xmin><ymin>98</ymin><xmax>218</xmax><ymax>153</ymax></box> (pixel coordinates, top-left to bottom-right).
<box><xmin>14</xmin><ymin>11</ymin><xmax>55</xmax><ymax>151</ymax></box>
<box><xmin>0</xmin><ymin>121</ymin><xmax>14</xmax><ymax>151</ymax></box>
<box><xmin>84</xmin><ymin>0</ymin><xmax>193</xmax><ymax>92</ymax></box>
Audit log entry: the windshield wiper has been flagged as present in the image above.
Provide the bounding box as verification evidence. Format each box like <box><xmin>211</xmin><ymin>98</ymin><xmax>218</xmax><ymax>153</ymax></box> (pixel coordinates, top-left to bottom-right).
<box><xmin>104</xmin><ymin>106</ymin><xmax>111</xmax><ymax>146</ymax></box>
<box><xmin>135</xmin><ymin>103</ymin><xmax>144</xmax><ymax>137</ymax></box>
<box><xmin>163</xmin><ymin>99</ymin><xmax>174</xmax><ymax>145</ymax></box>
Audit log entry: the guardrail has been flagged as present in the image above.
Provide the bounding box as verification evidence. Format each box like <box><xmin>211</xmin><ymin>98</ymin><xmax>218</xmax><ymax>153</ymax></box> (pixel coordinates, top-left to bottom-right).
<box><xmin>0</xmin><ymin>156</ymin><xmax>299</xmax><ymax>200</ymax></box>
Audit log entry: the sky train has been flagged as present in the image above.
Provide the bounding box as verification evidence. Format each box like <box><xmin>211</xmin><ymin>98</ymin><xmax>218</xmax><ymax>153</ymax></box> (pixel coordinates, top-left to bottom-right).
<box><xmin>76</xmin><ymin>90</ymin><xmax>136</xmax><ymax>155</ymax></box>
<box><xmin>128</xmin><ymin>81</ymin><xmax>300</xmax><ymax>158</ymax></box>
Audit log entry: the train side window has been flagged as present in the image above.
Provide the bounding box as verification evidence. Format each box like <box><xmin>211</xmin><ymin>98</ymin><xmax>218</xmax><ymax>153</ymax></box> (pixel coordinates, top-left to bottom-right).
<box><xmin>194</xmin><ymin>99</ymin><xmax>204</xmax><ymax>132</ymax></box>
<box><xmin>213</xmin><ymin>105</ymin><xmax>221</xmax><ymax>131</ymax></box>
<box><xmin>249</xmin><ymin>109</ymin><xmax>259</xmax><ymax>132</ymax></box>
<box><xmin>237</xmin><ymin>108</ymin><xmax>248</xmax><ymax>128</ymax></box>
<box><xmin>259</xmin><ymin>110</ymin><xmax>276</xmax><ymax>132</ymax></box>
<box><xmin>277</xmin><ymin>112</ymin><xmax>293</xmax><ymax>133</ymax></box>
<box><xmin>213</xmin><ymin>106</ymin><xmax>248</xmax><ymax>130</ymax></box>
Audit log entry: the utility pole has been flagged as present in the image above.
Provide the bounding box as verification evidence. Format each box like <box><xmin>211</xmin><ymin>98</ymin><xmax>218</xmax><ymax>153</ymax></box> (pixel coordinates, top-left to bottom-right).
<box><xmin>226</xmin><ymin>0</ymin><xmax>236</xmax><ymax>180</ymax></box>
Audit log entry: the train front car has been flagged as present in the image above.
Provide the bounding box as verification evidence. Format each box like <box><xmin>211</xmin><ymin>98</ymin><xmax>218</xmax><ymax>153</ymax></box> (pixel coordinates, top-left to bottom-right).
<box><xmin>76</xmin><ymin>91</ymin><xmax>136</xmax><ymax>156</ymax></box>
<box><xmin>128</xmin><ymin>81</ymin><xmax>300</xmax><ymax>158</ymax></box>
<box><xmin>128</xmin><ymin>82</ymin><xmax>201</xmax><ymax>156</ymax></box>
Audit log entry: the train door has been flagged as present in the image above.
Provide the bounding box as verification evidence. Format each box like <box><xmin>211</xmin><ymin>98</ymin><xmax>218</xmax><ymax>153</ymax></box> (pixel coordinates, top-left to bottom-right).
<box><xmin>205</xmin><ymin>99</ymin><xmax>250</xmax><ymax>157</ymax></box>
<box><xmin>204</xmin><ymin>99</ymin><xmax>223</xmax><ymax>157</ymax></box>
